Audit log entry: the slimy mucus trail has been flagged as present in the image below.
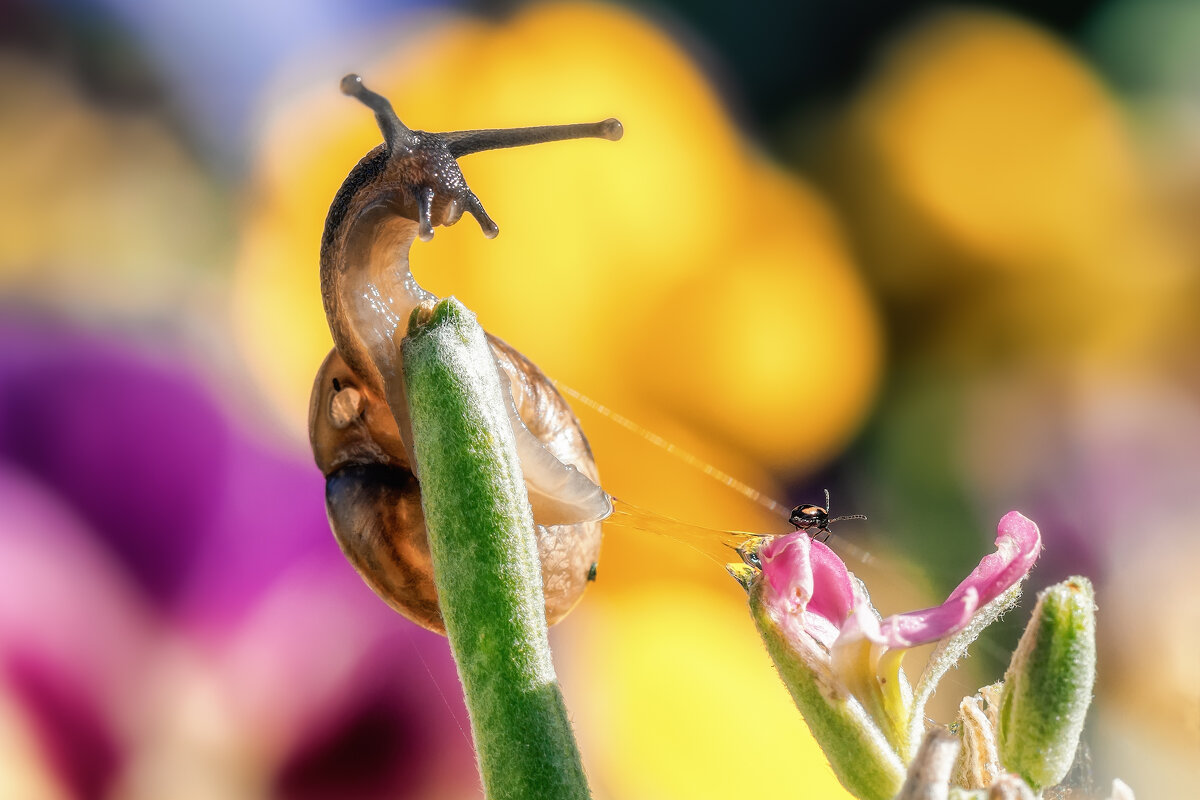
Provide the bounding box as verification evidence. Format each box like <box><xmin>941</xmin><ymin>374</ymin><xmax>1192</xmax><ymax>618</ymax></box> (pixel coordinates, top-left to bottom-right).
<box><xmin>554</xmin><ymin>380</ymin><xmax>877</xmax><ymax>568</ymax></box>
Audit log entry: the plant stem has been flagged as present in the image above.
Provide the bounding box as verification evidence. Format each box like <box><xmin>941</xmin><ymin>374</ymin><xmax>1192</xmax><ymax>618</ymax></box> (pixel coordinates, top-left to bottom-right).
<box><xmin>401</xmin><ymin>297</ymin><xmax>590</xmax><ymax>800</ymax></box>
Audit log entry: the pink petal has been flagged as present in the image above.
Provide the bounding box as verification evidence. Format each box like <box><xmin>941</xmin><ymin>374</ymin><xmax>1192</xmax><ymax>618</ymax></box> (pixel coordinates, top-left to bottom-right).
<box><xmin>876</xmin><ymin>589</ymin><xmax>979</xmax><ymax>649</ymax></box>
<box><xmin>0</xmin><ymin>465</ymin><xmax>158</xmax><ymax>796</ymax></box>
<box><xmin>760</xmin><ymin>533</ymin><xmax>859</xmax><ymax>629</ymax></box>
<box><xmin>876</xmin><ymin>511</ymin><xmax>1042</xmax><ymax>648</ymax></box>
<box><xmin>808</xmin><ymin>540</ymin><xmax>861</xmax><ymax>625</ymax></box>
<box><xmin>952</xmin><ymin>511</ymin><xmax>1042</xmax><ymax>607</ymax></box>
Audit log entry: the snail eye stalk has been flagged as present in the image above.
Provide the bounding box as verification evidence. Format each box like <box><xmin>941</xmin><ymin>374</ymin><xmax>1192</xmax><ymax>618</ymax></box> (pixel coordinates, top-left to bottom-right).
<box><xmin>339</xmin><ymin>73</ymin><xmax>419</xmax><ymax>156</ymax></box>
<box><xmin>339</xmin><ymin>73</ymin><xmax>622</xmax><ymax>240</ymax></box>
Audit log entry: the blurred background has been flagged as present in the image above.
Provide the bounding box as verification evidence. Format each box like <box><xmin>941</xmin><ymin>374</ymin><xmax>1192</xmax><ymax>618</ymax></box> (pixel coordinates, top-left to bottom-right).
<box><xmin>2</xmin><ymin>0</ymin><xmax>1198</xmax><ymax>797</ymax></box>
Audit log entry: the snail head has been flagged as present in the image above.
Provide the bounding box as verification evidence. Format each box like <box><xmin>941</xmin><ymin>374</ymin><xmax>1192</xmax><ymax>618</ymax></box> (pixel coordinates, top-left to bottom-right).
<box><xmin>339</xmin><ymin>73</ymin><xmax>623</xmax><ymax>242</ymax></box>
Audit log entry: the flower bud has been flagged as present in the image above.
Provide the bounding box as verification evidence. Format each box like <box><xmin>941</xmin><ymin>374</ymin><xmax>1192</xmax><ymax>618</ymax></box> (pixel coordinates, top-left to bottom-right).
<box><xmin>997</xmin><ymin>576</ymin><xmax>1096</xmax><ymax>791</ymax></box>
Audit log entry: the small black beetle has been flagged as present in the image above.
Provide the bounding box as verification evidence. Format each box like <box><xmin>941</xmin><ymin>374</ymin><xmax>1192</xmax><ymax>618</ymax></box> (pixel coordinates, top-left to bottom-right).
<box><xmin>789</xmin><ymin>489</ymin><xmax>866</xmax><ymax>543</ymax></box>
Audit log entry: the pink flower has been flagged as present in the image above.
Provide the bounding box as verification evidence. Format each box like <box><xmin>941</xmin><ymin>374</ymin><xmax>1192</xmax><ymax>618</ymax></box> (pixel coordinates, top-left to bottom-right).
<box><xmin>735</xmin><ymin>512</ymin><xmax>1041</xmax><ymax>799</ymax></box>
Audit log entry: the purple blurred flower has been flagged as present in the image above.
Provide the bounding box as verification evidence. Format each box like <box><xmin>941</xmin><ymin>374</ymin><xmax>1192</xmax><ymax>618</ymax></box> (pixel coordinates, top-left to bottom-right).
<box><xmin>0</xmin><ymin>315</ymin><xmax>476</xmax><ymax>799</ymax></box>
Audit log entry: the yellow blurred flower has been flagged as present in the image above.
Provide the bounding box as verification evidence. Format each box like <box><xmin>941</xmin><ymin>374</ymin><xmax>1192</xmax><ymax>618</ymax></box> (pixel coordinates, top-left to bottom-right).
<box><xmin>829</xmin><ymin>9</ymin><xmax>1190</xmax><ymax>367</ymax></box>
<box><xmin>556</xmin><ymin>580</ymin><xmax>852</xmax><ymax>800</ymax></box>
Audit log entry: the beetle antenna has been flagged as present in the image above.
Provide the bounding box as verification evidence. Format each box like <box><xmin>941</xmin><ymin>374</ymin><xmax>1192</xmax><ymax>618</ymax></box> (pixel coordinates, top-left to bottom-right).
<box><xmin>823</xmin><ymin>488</ymin><xmax>867</xmax><ymax>543</ymax></box>
<box><xmin>822</xmin><ymin>489</ymin><xmax>867</xmax><ymax>526</ymax></box>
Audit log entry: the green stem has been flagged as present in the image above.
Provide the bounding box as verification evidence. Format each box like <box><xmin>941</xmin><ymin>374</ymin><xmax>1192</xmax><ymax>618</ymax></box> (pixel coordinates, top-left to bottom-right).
<box><xmin>401</xmin><ymin>297</ymin><xmax>590</xmax><ymax>800</ymax></box>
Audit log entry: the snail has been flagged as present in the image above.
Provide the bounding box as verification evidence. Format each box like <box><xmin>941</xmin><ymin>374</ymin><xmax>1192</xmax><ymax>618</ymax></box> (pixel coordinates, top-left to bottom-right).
<box><xmin>309</xmin><ymin>75</ymin><xmax>622</xmax><ymax>634</ymax></box>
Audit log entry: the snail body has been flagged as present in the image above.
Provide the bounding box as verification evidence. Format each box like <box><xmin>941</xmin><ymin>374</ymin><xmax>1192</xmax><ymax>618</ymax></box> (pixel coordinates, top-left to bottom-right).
<box><xmin>310</xmin><ymin>75</ymin><xmax>621</xmax><ymax>633</ymax></box>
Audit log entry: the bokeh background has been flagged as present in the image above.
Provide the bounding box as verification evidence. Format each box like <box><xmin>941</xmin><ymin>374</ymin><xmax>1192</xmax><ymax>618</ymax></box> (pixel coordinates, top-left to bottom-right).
<box><xmin>3</xmin><ymin>0</ymin><xmax>1199</xmax><ymax>797</ymax></box>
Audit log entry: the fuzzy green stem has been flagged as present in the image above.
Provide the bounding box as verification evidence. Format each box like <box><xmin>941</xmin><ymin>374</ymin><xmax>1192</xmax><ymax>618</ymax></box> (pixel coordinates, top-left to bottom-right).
<box><xmin>402</xmin><ymin>297</ymin><xmax>590</xmax><ymax>800</ymax></box>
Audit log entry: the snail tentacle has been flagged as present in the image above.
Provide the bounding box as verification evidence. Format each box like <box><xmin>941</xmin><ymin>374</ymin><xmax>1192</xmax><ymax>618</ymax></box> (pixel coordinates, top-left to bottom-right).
<box><xmin>339</xmin><ymin>73</ymin><xmax>418</xmax><ymax>155</ymax></box>
<box><xmin>464</xmin><ymin>191</ymin><xmax>499</xmax><ymax>239</ymax></box>
<box><xmin>442</xmin><ymin>118</ymin><xmax>624</xmax><ymax>158</ymax></box>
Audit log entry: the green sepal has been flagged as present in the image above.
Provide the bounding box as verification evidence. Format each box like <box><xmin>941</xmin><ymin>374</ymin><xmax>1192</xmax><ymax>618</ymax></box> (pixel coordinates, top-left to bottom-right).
<box><xmin>726</xmin><ymin>562</ymin><xmax>758</xmax><ymax>593</ymax></box>
<box><xmin>750</xmin><ymin>587</ymin><xmax>905</xmax><ymax>800</ymax></box>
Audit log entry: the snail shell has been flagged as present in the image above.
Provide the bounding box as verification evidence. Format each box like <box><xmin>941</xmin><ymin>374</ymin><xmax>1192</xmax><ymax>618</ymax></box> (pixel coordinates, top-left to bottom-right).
<box><xmin>310</xmin><ymin>75</ymin><xmax>620</xmax><ymax>633</ymax></box>
<box><xmin>310</xmin><ymin>340</ymin><xmax>604</xmax><ymax>634</ymax></box>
